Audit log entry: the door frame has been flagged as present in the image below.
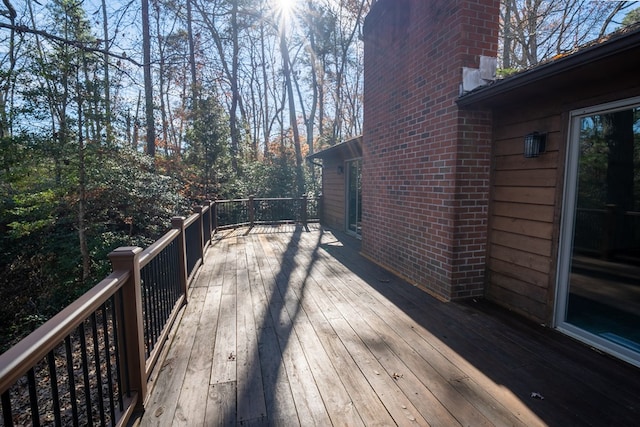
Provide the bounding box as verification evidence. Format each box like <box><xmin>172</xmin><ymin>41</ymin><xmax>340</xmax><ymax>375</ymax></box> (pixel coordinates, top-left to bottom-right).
<box><xmin>345</xmin><ymin>157</ymin><xmax>362</xmax><ymax>239</ymax></box>
<box><xmin>555</xmin><ymin>95</ymin><xmax>640</xmax><ymax>368</ymax></box>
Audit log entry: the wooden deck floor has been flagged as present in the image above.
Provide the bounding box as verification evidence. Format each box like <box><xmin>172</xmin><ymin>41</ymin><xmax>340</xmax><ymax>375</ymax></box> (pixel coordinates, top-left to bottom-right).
<box><xmin>135</xmin><ymin>225</ymin><xmax>640</xmax><ymax>426</ymax></box>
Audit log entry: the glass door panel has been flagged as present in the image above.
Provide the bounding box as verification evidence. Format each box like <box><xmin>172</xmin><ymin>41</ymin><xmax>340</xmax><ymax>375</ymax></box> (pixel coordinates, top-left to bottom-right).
<box><xmin>560</xmin><ymin>103</ymin><xmax>640</xmax><ymax>364</ymax></box>
<box><xmin>346</xmin><ymin>159</ymin><xmax>362</xmax><ymax>237</ymax></box>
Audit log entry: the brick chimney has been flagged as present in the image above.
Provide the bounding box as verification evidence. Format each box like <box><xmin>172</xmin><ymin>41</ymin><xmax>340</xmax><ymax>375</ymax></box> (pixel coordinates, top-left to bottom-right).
<box><xmin>361</xmin><ymin>0</ymin><xmax>499</xmax><ymax>300</ymax></box>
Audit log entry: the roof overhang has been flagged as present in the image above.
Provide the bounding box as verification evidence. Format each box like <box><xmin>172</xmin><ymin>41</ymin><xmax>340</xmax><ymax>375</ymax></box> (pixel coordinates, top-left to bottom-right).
<box><xmin>457</xmin><ymin>26</ymin><xmax>640</xmax><ymax>109</ymax></box>
<box><xmin>307</xmin><ymin>136</ymin><xmax>363</xmax><ymax>162</ymax></box>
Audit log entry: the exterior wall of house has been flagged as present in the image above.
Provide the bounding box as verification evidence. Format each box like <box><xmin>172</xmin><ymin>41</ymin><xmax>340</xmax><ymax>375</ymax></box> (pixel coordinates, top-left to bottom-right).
<box><xmin>486</xmin><ymin>85</ymin><xmax>640</xmax><ymax>325</ymax></box>
<box><xmin>487</xmin><ymin>104</ymin><xmax>564</xmax><ymax>323</ymax></box>
<box><xmin>361</xmin><ymin>0</ymin><xmax>499</xmax><ymax>300</ymax></box>
<box><xmin>321</xmin><ymin>156</ymin><xmax>346</xmax><ymax>230</ymax></box>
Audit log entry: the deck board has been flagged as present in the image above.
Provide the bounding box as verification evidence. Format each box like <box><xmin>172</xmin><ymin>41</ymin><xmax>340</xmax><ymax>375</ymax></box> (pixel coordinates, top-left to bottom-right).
<box><xmin>135</xmin><ymin>225</ymin><xmax>640</xmax><ymax>426</ymax></box>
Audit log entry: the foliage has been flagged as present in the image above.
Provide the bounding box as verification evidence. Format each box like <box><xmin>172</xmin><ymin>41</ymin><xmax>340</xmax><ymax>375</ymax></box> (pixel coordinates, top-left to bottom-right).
<box><xmin>0</xmin><ymin>0</ymin><xmax>632</xmax><ymax>355</ymax></box>
<box><xmin>183</xmin><ymin>95</ymin><xmax>233</xmax><ymax>200</ymax></box>
<box><xmin>577</xmin><ymin>108</ymin><xmax>640</xmax><ymax>211</ymax></box>
<box><xmin>495</xmin><ymin>68</ymin><xmax>519</xmax><ymax>79</ymax></box>
<box><xmin>622</xmin><ymin>7</ymin><xmax>640</xmax><ymax>26</ymax></box>
<box><xmin>0</xmin><ymin>136</ymin><xmax>187</xmax><ymax>351</ymax></box>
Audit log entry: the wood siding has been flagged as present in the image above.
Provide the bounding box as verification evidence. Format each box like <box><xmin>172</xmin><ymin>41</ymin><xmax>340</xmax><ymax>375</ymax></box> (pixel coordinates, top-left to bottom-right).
<box><xmin>486</xmin><ymin>84</ymin><xmax>640</xmax><ymax>324</ymax></box>
<box><xmin>321</xmin><ymin>157</ymin><xmax>346</xmax><ymax>231</ymax></box>
<box><xmin>486</xmin><ymin>112</ymin><xmax>561</xmax><ymax>322</ymax></box>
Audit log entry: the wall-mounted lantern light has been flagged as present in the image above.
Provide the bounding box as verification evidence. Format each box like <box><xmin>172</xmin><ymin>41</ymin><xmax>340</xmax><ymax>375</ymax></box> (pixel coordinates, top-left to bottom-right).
<box><xmin>524</xmin><ymin>132</ymin><xmax>546</xmax><ymax>158</ymax></box>
<box><xmin>337</xmin><ymin>165</ymin><xmax>344</xmax><ymax>174</ymax></box>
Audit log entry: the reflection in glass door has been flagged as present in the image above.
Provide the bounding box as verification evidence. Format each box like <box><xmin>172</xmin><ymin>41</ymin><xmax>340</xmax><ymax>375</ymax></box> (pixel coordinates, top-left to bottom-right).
<box><xmin>346</xmin><ymin>159</ymin><xmax>362</xmax><ymax>238</ymax></box>
<box><xmin>557</xmin><ymin>99</ymin><xmax>640</xmax><ymax>367</ymax></box>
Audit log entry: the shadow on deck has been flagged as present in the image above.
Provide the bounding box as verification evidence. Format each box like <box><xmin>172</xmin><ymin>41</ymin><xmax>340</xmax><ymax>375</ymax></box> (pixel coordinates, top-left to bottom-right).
<box><xmin>134</xmin><ymin>225</ymin><xmax>640</xmax><ymax>426</ymax></box>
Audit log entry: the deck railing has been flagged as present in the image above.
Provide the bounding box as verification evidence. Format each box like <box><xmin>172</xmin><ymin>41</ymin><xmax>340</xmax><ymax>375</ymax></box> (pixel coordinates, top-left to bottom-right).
<box><xmin>574</xmin><ymin>206</ymin><xmax>640</xmax><ymax>259</ymax></box>
<box><xmin>214</xmin><ymin>195</ymin><xmax>321</xmax><ymax>229</ymax></box>
<box><xmin>0</xmin><ymin>196</ymin><xmax>318</xmax><ymax>426</ymax></box>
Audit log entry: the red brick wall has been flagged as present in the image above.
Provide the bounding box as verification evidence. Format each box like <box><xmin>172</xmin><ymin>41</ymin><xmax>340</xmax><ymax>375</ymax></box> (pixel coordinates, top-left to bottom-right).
<box><xmin>361</xmin><ymin>0</ymin><xmax>499</xmax><ymax>300</ymax></box>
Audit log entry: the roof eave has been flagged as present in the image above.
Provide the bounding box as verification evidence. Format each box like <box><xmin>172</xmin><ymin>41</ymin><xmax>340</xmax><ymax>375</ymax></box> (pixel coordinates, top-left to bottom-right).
<box><xmin>306</xmin><ymin>136</ymin><xmax>363</xmax><ymax>161</ymax></box>
<box><xmin>457</xmin><ymin>28</ymin><xmax>640</xmax><ymax>108</ymax></box>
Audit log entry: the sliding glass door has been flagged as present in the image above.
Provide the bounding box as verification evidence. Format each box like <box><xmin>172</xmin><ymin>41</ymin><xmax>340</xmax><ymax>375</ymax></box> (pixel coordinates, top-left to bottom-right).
<box><xmin>557</xmin><ymin>98</ymin><xmax>640</xmax><ymax>367</ymax></box>
<box><xmin>346</xmin><ymin>159</ymin><xmax>362</xmax><ymax>238</ymax></box>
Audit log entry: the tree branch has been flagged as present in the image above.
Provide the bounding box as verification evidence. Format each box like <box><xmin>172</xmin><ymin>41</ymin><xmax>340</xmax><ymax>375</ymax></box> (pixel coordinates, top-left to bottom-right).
<box><xmin>0</xmin><ymin>22</ymin><xmax>142</xmax><ymax>67</ymax></box>
<box><xmin>1</xmin><ymin>0</ymin><xmax>16</xmax><ymax>20</ymax></box>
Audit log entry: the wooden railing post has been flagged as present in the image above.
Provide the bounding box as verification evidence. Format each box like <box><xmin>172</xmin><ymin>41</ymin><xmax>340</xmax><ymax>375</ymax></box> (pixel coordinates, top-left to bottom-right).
<box><xmin>204</xmin><ymin>200</ymin><xmax>213</xmax><ymax>242</ymax></box>
<box><xmin>301</xmin><ymin>194</ymin><xmax>308</xmax><ymax>226</ymax></box>
<box><xmin>171</xmin><ymin>216</ymin><xmax>189</xmax><ymax>302</ymax></box>
<box><xmin>317</xmin><ymin>193</ymin><xmax>323</xmax><ymax>224</ymax></box>
<box><xmin>248</xmin><ymin>195</ymin><xmax>255</xmax><ymax>226</ymax></box>
<box><xmin>194</xmin><ymin>205</ymin><xmax>205</xmax><ymax>258</ymax></box>
<box><xmin>212</xmin><ymin>199</ymin><xmax>218</xmax><ymax>232</ymax></box>
<box><xmin>108</xmin><ymin>246</ymin><xmax>146</xmax><ymax>412</ymax></box>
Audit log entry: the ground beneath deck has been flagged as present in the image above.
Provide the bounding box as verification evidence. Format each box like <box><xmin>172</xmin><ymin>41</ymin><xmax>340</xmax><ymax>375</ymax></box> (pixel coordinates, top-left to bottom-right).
<box><xmin>135</xmin><ymin>225</ymin><xmax>640</xmax><ymax>426</ymax></box>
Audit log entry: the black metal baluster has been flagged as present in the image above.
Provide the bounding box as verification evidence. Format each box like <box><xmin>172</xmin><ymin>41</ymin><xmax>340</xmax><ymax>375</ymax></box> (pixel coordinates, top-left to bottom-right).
<box><xmin>151</xmin><ymin>258</ymin><xmax>160</xmax><ymax>348</ymax></box>
<box><xmin>101</xmin><ymin>302</ymin><xmax>116</xmax><ymax>425</ymax></box>
<box><xmin>116</xmin><ymin>289</ymin><xmax>131</xmax><ymax>397</ymax></box>
<box><xmin>78</xmin><ymin>322</ymin><xmax>93</xmax><ymax>426</ymax></box>
<box><xmin>172</xmin><ymin>240</ymin><xmax>180</xmax><ymax>300</ymax></box>
<box><xmin>169</xmin><ymin>244</ymin><xmax>176</xmax><ymax>303</ymax></box>
<box><xmin>2</xmin><ymin>390</ymin><xmax>14</xmax><ymax>427</ymax></box>
<box><xmin>141</xmin><ymin>271</ymin><xmax>152</xmax><ymax>359</ymax></box>
<box><xmin>166</xmin><ymin>245</ymin><xmax>174</xmax><ymax>314</ymax></box>
<box><xmin>154</xmin><ymin>258</ymin><xmax>163</xmax><ymax>349</ymax></box>
<box><xmin>154</xmin><ymin>255</ymin><xmax>164</xmax><ymax>331</ymax></box>
<box><xmin>163</xmin><ymin>247</ymin><xmax>169</xmax><ymax>323</ymax></box>
<box><xmin>46</xmin><ymin>351</ymin><xmax>62</xmax><ymax>426</ymax></box>
<box><xmin>64</xmin><ymin>336</ymin><xmax>79</xmax><ymax>427</ymax></box>
<box><xmin>110</xmin><ymin>294</ymin><xmax>124</xmax><ymax>410</ymax></box>
<box><xmin>165</xmin><ymin>243</ymin><xmax>173</xmax><ymax>306</ymax></box>
<box><xmin>160</xmin><ymin>251</ymin><xmax>169</xmax><ymax>326</ymax></box>
<box><xmin>27</xmin><ymin>368</ymin><xmax>40</xmax><ymax>427</ymax></box>
<box><xmin>169</xmin><ymin>242</ymin><xmax>177</xmax><ymax>305</ymax></box>
<box><xmin>90</xmin><ymin>313</ymin><xmax>106</xmax><ymax>425</ymax></box>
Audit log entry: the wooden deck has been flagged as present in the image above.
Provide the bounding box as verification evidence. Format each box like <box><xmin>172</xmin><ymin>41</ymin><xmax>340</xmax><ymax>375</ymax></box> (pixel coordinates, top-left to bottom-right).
<box><xmin>135</xmin><ymin>225</ymin><xmax>640</xmax><ymax>426</ymax></box>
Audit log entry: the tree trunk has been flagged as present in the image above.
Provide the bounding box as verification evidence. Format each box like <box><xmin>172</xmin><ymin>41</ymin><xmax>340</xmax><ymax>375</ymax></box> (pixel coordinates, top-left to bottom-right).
<box><xmin>605</xmin><ymin>111</ymin><xmax>635</xmax><ymax>210</ymax></box>
<box><xmin>187</xmin><ymin>0</ymin><xmax>199</xmax><ymax>108</ymax></box>
<box><xmin>230</xmin><ymin>0</ymin><xmax>240</xmax><ymax>171</ymax></box>
<box><xmin>133</xmin><ymin>90</ymin><xmax>142</xmax><ymax>150</ymax></box>
<box><xmin>280</xmin><ymin>30</ymin><xmax>304</xmax><ymax>196</ymax></box>
<box><xmin>260</xmin><ymin>21</ymin><xmax>270</xmax><ymax>158</ymax></box>
<box><xmin>604</xmin><ymin>110</ymin><xmax>635</xmax><ymax>255</ymax></box>
<box><xmin>503</xmin><ymin>0</ymin><xmax>513</xmax><ymax>69</ymax></box>
<box><xmin>306</xmin><ymin>29</ymin><xmax>319</xmax><ymax>156</ymax></box>
<box><xmin>154</xmin><ymin>0</ymin><xmax>169</xmax><ymax>155</ymax></box>
<box><xmin>0</xmin><ymin>0</ymin><xmax>17</xmax><ymax>139</ymax></box>
<box><xmin>76</xmin><ymin>70</ymin><xmax>90</xmax><ymax>283</ymax></box>
<box><xmin>142</xmin><ymin>0</ymin><xmax>156</xmax><ymax>157</ymax></box>
<box><xmin>101</xmin><ymin>0</ymin><xmax>113</xmax><ymax>144</ymax></box>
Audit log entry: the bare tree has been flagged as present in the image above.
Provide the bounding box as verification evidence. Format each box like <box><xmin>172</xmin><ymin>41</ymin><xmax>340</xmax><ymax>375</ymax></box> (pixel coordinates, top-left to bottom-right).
<box><xmin>101</xmin><ymin>0</ymin><xmax>114</xmax><ymax>144</ymax></box>
<box><xmin>279</xmin><ymin>16</ymin><xmax>304</xmax><ymax>195</ymax></box>
<box><xmin>500</xmin><ymin>0</ymin><xmax>638</xmax><ymax>70</ymax></box>
<box><xmin>0</xmin><ymin>0</ymin><xmax>18</xmax><ymax>140</ymax></box>
<box><xmin>142</xmin><ymin>0</ymin><xmax>156</xmax><ymax>157</ymax></box>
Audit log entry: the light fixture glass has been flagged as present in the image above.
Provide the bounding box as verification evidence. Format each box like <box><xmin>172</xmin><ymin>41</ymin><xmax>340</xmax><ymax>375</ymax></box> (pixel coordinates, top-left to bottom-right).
<box><xmin>524</xmin><ymin>132</ymin><xmax>546</xmax><ymax>158</ymax></box>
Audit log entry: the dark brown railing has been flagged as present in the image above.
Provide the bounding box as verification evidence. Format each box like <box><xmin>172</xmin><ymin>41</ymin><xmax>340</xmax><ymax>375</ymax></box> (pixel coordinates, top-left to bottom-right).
<box><xmin>214</xmin><ymin>195</ymin><xmax>321</xmax><ymax>229</ymax></box>
<box><xmin>0</xmin><ymin>196</ymin><xmax>319</xmax><ymax>426</ymax></box>
<box><xmin>574</xmin><ymin>206</ymin><xmax>640</xmax><ymax>259</ymax></box>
